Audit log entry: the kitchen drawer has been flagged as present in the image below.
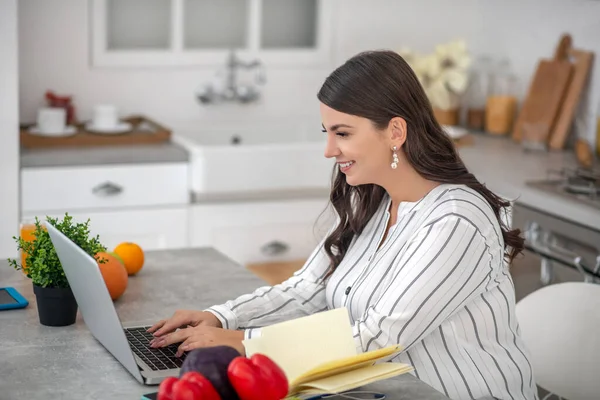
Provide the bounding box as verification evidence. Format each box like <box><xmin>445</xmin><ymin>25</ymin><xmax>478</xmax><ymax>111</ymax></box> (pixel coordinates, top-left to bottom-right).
<box><xmin>190</xmin><ymin>198</ymin><xmax>334</xmax><ymax>265</ymax></box>
<box><xmin>21</xmin><ymin>163</ymin><xmax>189</xmax><ymax>213</ymax></box>
<box><xmin>212</xmin><ymin>221</ymin><xmax>319</xmax><ymax>265</ymax></box>
<box><xmin>23</xmin><ymin>206</ymin><xmax>189</xmax><ymax>251</ymax></box>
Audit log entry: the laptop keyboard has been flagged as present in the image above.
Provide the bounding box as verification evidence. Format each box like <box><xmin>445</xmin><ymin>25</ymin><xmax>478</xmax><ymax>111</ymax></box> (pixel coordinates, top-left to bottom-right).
<box><xmin>125</xmin><ymin>326</ymin><xmax>187</xmax><ymax>371</ymax></box>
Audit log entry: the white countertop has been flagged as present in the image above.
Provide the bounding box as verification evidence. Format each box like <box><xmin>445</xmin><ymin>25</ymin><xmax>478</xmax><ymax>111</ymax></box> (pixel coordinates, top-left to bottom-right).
<box><xmin>459</xmin><ymin>134</ymin><xmax>599</xmax><ymax>230</ymax></box>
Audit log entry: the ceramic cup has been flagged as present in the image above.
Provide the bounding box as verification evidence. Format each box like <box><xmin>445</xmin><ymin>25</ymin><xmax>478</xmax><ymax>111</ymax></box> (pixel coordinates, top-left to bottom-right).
<box><xmin>92</xmin><ymin>105</ymin><xmax>119</xmax><ymax>130</ymax></box>
<box><xmin>37</xmin><ymin>108</ymin><xmax>66</xmax><ymax>134</ymax></box>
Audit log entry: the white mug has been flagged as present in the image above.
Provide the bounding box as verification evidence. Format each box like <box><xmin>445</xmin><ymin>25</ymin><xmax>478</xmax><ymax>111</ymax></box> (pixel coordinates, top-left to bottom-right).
<box><xmin>92</xmin><ymin>105</ymin><xmax>119</xmax><ymax>129</ymax></box>
<box><xmin>37</xmin><ymin>108</ymin><xmax>66</xmax><ymax>134</ymax></box>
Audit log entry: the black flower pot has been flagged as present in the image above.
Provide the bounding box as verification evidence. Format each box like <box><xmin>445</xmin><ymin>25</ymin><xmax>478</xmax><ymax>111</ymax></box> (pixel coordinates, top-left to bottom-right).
<box><xmin>33</xmin><ymin>284</ymin><xmax>78</xmax><ymax>327</ymax></box>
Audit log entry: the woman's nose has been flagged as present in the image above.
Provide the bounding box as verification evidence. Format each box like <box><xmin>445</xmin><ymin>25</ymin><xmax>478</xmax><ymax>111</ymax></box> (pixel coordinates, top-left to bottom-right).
<box><xmin>323</xmin><ymin>136</ymin><xmax>340</xmax><ymax>159</ymax></box>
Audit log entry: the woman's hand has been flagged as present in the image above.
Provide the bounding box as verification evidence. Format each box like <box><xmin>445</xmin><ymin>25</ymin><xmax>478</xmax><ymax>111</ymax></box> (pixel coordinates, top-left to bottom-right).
<box><xmin>148</xmin><ymin>310</ymin><xmax>222</xmax><ymax>338</ymax></box>
<box><xmin>150</xmin><ymin>325</ymin><xmax>246</xmax><ymax>357</ymax></box>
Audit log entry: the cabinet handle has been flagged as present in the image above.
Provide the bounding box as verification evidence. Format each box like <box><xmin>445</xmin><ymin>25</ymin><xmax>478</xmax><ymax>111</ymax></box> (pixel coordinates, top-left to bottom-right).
<box><xmin>261</xmin><ymin>241</ymin><xmax>289</xmax><ymax>256</ymax></box>
<box><xmin>92</xmin><ymin>182</ymin><xmax>123</xmax><ymax>197</ymax></box>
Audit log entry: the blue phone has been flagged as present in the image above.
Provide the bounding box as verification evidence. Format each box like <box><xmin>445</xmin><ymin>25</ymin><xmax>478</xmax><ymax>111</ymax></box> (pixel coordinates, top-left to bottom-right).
<box><xmin>0</xmin><ymin>287</ymin><xmax>29</xmax><ymax>310</ymax></box>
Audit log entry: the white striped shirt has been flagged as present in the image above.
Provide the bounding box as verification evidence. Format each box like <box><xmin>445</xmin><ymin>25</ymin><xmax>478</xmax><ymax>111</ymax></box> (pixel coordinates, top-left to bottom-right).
<box><xmin>208</xmin><ymin>184</ymin><xmax>537</xmax><ymax>400</ymax></box>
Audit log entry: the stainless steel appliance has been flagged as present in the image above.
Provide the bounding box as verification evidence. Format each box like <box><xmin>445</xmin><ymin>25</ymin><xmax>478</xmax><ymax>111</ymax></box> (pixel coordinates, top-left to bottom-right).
<box><xmin>512</xmin><ymin>168</ymin><xmax>600</xmax><ymax>287</ymax></box>
<box><xmin>526</xmin><ymin>167</ymin><xmax>600</xmax><ymax>210</ymax></box>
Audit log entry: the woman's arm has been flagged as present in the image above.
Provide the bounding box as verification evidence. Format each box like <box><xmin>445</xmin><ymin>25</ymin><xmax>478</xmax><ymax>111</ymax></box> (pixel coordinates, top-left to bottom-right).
<box><xmin>352</xmin><ymin>215</ymin><xmax>495</xmax><ymax>354</ymax></box>
<box><xmin>205</xmin><ymin>234</ymin><xmax>332</xmax><ymax>337</ymax></box>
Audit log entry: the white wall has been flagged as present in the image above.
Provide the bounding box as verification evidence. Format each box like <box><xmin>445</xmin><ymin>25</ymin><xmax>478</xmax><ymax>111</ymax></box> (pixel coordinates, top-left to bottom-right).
<box><xmin>18</xmin><ymin>0</ymin><xmax>600</xmax><ymax>141</ymax></box>
<box><xmin>0</xmin><ymin>0</ymin><xmax>20</xmax><ymax>259</ymax></box>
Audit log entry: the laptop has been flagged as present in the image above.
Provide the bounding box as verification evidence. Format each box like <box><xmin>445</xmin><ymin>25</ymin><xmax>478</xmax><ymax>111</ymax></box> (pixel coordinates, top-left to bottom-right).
<box><xmin>46</xmin><ymin>222</ymin><xmax>186</xmax><ymax>385</ymax></box>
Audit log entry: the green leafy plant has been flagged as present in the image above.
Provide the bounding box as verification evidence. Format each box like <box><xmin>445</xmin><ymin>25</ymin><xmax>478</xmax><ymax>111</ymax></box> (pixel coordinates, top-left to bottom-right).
<box><xmin>8</xmin><ymin>214</ymin><xmax>106</xmax><ymax>288</ymax></box>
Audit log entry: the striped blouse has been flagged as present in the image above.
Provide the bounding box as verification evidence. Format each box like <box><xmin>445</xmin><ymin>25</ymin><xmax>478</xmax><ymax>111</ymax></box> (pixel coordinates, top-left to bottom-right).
<box><xmin>207</xmin><ymin>184</ymin><xmax>538</xmax><ymax>400</ymax></box>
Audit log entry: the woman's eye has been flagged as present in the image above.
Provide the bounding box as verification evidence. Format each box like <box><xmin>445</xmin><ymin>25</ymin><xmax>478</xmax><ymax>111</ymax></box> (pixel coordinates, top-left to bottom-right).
<box><xmin>336</xmin><ymin>132</ymin><xmax>348</xmax><ymax>137</ymax></box>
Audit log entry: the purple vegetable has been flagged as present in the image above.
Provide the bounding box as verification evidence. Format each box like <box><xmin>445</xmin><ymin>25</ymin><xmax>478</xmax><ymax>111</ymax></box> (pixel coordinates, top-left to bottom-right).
<box><xmin>180</xmin><ymin>345</ymin><xmax>241</xmax><ymax>400</ymax></box>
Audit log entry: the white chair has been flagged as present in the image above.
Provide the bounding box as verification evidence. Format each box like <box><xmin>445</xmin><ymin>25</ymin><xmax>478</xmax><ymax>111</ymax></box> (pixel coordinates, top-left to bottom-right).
<box><xmin>515</xmin><ymin>282</ymin><xmax>600</xmax><ymax>400</ymax></box>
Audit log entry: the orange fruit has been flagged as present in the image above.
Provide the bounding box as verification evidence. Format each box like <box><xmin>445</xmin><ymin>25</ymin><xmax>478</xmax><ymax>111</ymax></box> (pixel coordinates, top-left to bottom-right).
<box><xmin>95</xmin><ymin>252</ymin><xmax>128</xmax><ymax>301</ymax></box>
<box><xmin>19</xmin><ymin>223</ymin><xmax>46</xmax><ymax>274</ymax></box>
<box><xmin>108</xmin><ymin>251</ymin><xmax>125</xmax><ymax>266</ymax></box>
<box><xmin>113</xmin><ymin>242</ymin><xmax>145</xmax><ymax>276</ymax></box>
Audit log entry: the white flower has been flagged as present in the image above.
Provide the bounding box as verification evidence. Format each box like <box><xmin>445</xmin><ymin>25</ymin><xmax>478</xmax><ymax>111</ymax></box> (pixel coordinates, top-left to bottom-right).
<box><xmin>442</xmin><ymin>68</ymin><xmax>469</xmax><ymax>94</ymax></box>
<box><xmin>397</xmin><ymin>39</ymin><xmax>471</xmax><ymax>111</ymax></box>
<box><xmin>435</xmin><ymin>39</ymin><xmax>471</xmax><ymax>71</ymax></box>
<box><xmin>428</xmin><ymin>77</ymin><xmax>454</xmax><ymax>110</ymax></box>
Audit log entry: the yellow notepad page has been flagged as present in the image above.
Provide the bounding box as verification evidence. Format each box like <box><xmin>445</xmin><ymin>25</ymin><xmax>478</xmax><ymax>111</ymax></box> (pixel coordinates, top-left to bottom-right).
<box><xmin>292</xmin><ymin>344</ymin><xmax>404</xmax><ymax>386</ymax></box>
<box><xmin>246</xmin><ymin>308</ymin><xmax>358</xmax><ymax>384</ymax></box>
<box><xmin>243</xmin><ymin>308</ymin><xmax>412</xmax><ymax>392</ymax></box>
<box><xmin>293</xmin><ymin>362</ymin><xmax>414</xmax><ymax>394</ymax></box>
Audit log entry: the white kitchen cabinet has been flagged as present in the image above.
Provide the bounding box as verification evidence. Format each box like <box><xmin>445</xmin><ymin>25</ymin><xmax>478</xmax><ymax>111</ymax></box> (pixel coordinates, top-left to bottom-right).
<box><xmin>21</xmin><ymin>163</ymin><xmax>188</xmax><ymax>214</ymax></box>
<box><xmin>190</xmin><ymin>198</ymin><xmax>334</xmax><ymax>266</ymax></box>
<box><xmin>23</xmin><ymin>207</ymin><xmax>189</xmax><ymax>252</ymax></box>
<box><xmin>21</xmin><ymin>162</ymin><xmax>190</xmax><ymax>251</ymax></box>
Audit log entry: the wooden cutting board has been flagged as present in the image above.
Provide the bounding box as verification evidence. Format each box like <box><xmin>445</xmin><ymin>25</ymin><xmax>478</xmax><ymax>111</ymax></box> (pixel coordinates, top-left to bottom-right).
<box><xmin>548</xmin><ymin>49</ymin><xmax>595</xmax><ymax>150</ymax></box>
<box><xmin>512</xmin><ymin>35</ymin><xmax>574</xmax><ymax>143</ymax></box>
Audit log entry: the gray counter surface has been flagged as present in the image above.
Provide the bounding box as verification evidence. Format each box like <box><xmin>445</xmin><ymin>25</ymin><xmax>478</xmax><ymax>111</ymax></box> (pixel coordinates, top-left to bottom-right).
<box><xmin>458</xmin><ymin>134</ymin><xmax>600</xmax><ymax>231</ymax></box>
<box><xmin>20</xmin><ymin>142</ymin><xmax>189</xmax><ymax>168</ymax></box>
<box><xmin>0</xmin><ymin>248</ymin><xmax>449</xmax><ymax>400</ymax></box>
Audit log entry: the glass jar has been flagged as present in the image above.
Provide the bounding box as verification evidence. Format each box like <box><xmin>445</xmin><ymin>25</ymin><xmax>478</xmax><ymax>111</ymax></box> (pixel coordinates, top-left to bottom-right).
<box><xmin>465</xmin><ymin>56</ymin><xmax>492</xmax><ymax>131</ymax></box>
<box><xmin>485</xmin><ymin>58</ymin><xmax>518</xmax><ymax>135</ymax></box>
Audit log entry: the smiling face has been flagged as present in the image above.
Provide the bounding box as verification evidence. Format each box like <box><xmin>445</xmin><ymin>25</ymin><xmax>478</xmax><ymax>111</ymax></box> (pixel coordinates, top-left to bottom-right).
<box><xmin>321</xmin><ymin>103</ymin><xmax>399</xmax><ymax>187</ymax></box>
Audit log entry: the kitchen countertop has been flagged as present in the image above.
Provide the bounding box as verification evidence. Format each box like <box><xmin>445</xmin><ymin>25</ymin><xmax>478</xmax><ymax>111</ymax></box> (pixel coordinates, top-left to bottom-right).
<box><xmin>191</xmin><ymin>187</ymin><xmax>331</xmax><ymax>204</ymax></box>
<box><xmin>20</xmin><ymin>142</ymin><xmax>189</xmax><ymax>168</ymax></box>
<box><xmin>0</xmin><ymin>248</ymin><xmax>450</xmax><ymax>400</ymax></box>
<box><xmin>17</xmin><ymin>131</ymin><xmax>599</xmax><ymax>230</ymax></box>
<box><xmin>459</xmin><ymin>134</ymin><xmax>600</xmax><ymax>231</ymax></box>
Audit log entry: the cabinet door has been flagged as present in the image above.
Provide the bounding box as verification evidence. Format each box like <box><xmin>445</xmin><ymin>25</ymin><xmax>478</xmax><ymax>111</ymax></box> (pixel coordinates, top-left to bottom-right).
<box><xmin>23</xmin><ymin>207</ymin><xmax>189</xmax><ymax>251</ymax></box>
<box><xmin>22</xmin><ymin>163</ymin><xmax>188</xmax><ymax>214</ymax></box>
<box><xmin>190</xmin><ymin>198</ymin><xmax>333</xmax><ymax>266</ymax></box>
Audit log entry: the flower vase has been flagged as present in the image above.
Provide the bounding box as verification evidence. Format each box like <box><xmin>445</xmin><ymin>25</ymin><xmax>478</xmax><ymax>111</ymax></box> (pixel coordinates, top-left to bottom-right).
<box><xmin>433</xmin><ymin>108</ymin><xmax>460</xmax><ymax>126</ymax></box>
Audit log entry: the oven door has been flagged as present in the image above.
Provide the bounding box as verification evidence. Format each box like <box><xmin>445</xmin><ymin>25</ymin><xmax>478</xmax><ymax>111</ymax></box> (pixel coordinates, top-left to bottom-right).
<box><xmin>512</xmin><ymin>202</ymin><xmax>600</xmax><ymax>286</ymax></box>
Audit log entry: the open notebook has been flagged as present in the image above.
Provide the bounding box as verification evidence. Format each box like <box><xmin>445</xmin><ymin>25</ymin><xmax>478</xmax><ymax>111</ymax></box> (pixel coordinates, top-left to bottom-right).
<box><xmin>243</xmin><ymin>308</ymin><xmax>413</xmax><ymax>398</ymax></box>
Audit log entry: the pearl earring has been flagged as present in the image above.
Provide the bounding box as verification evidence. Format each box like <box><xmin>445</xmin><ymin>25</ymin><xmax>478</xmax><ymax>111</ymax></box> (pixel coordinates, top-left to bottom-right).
<box><xmin>391</xmin><ymin>146</ymin><xmax>399</xmax><ymax>169</ymax></box>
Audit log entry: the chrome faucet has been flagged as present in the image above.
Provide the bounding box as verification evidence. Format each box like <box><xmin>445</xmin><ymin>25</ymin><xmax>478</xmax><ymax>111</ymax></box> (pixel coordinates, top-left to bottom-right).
<box><xmin>196</xmin><ymin>50</ymin><xmax>266</xmax><ymax>105</ymax></box>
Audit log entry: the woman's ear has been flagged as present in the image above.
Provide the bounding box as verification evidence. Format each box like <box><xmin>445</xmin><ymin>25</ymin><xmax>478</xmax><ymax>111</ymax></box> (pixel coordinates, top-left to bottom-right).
<box><xmin>389</xmin><ymin>117</ymin><xmax>407</xmax><ymax>147</ymax></box>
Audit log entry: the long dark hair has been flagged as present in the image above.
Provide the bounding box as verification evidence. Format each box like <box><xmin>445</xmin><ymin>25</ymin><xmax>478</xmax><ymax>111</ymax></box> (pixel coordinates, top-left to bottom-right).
<box><xmin>317</xmin><ymin>50</ymin><xmax>523</xmax><ymax>273</ymax></box>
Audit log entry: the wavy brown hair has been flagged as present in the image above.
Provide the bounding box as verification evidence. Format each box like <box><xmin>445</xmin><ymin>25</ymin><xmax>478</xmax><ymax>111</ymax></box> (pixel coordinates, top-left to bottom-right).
<box><xmin>317</xmin><ymin>50</ymin><xmax>523</xmax><ymax>274</ymax></box>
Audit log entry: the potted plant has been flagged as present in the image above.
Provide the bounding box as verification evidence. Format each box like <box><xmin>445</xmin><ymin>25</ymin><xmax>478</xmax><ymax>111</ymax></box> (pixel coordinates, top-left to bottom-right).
<box><xmin>8</xmin><ymin>214</ymin><xmax>106</xmax><ymax>327</ymax></box>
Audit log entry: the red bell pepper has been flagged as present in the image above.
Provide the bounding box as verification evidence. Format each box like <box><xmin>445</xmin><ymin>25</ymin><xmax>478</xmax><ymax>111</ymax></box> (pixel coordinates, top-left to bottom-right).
<box><xmin>171</xmin><ymin>380</ymin><xmax>204</xmax><ymax>400</ymax></box>
<box><xmin>158</xmin><ymin>377</ymin><xmax>179</xmax><ymax>400</ymax></box>
<box><xmin>157</xmin><ymin>372</ymin><xmax>221</xmax><ymax>400</ymax></box>
<box><xmin>227</xmin><ymin>354</ymin><xmax>289</xmax><ymax>400</ymax></box>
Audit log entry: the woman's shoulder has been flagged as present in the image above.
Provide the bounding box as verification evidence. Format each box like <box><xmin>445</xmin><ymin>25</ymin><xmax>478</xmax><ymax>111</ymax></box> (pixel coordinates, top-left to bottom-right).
<box><xmin>421</xmin><ymin>183</ymin><xmax>501</xmax><ymax>236</ymax></box>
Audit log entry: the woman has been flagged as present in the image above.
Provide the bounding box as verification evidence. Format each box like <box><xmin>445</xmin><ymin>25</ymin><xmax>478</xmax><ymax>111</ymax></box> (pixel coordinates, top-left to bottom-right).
<box><xmin>149</xmin><ymin>50</ymin><xmax>537</xmax><ymax>400</ymax></box>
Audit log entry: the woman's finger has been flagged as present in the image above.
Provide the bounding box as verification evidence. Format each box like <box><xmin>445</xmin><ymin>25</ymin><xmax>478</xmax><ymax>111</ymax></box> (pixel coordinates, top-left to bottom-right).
<box><xmin>147</xmin><ymin>320</ymin><xmax>166</xmax><ymax>333</ymax></box>
<box><xmin>176</xmin><ymin>337</ymin><xmax>198</xmax><ymax>357</ymax></box>
<box><xmin>155</xmin><ymin>328</ymin><xmax>193</xmax><ymax>347</ymax></box>
<box><xmin>176</xmin><ymin>339</ymin><xmax>205</xmax><ymax>357</ymax></box>
<box><xmin>153</xmin><ymin>314</ymin><xmax>190</xmax><ymax>337</ymax></box>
